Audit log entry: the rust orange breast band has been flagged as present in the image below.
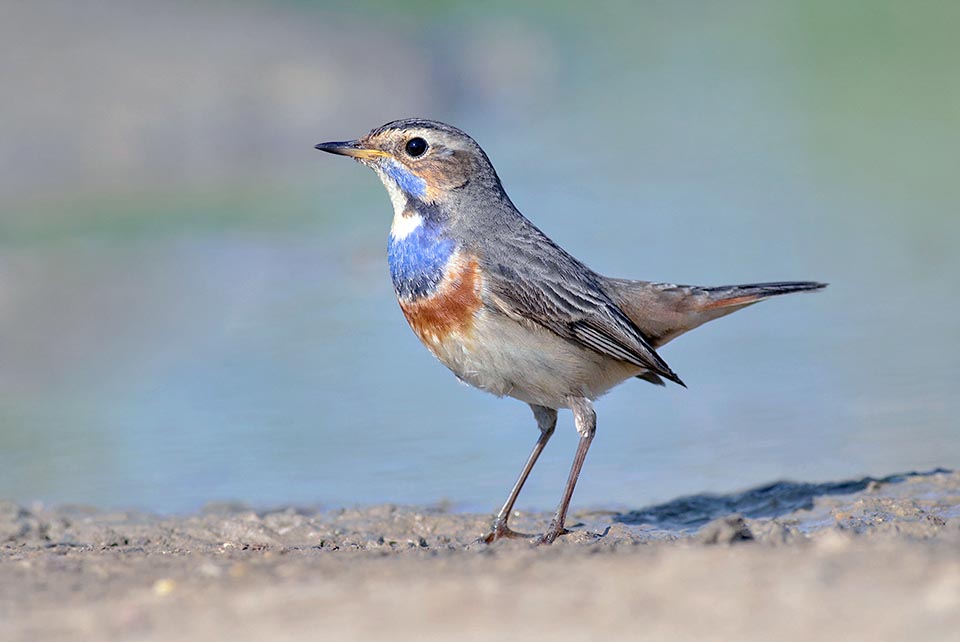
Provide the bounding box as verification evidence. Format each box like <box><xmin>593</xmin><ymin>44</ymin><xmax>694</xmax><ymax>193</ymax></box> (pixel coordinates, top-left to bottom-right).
<box><xmin>398</xmin><ymin>253</ymin><xmax>483</xmax><ymax>346</ymax></box>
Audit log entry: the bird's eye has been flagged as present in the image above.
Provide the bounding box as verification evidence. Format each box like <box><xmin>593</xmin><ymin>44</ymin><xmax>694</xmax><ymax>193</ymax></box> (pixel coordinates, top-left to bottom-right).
<box><xmin>405</xmin><ymin>137</ymin><xmax>428</xmax><ymax>158</ymax></box>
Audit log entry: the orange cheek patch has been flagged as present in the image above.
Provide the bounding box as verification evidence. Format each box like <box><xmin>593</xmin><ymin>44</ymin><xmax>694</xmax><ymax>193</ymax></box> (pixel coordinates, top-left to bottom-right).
<box><xmin>414</xmin><ymin>154</ymin><xmax>471</xmax><ymax>202</ymax></box>
<box><xmin>398</xmin><ymin>255</ymin><xmax>483</xmax><ymax>346</ymax></box>
<box><xmin>424</xmin><ymin>183</ymin><xmax>443</xmax><ymax>203</ymax></box>
<box><xmin>419</xmin><ymin>166</ymin><xmax>446</xmax><ymax>203</ymax></box>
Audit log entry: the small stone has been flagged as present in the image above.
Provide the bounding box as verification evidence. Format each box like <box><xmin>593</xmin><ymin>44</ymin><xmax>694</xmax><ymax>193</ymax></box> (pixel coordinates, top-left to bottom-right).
<box><xmin>152</xmin><ymin>578</ymin><xmax>176</xmax><ymax>596</ymax></box>
<box><xmin>696</xmin><ymin>514</ymin><xmax>754</xmax><ymax>545</ymax></box>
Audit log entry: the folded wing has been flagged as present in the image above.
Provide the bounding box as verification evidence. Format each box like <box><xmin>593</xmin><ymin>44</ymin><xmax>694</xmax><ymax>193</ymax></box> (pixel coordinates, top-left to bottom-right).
<box><xmin>481</xmin><ymin>235</ymin><xmax>685</xmax><ymax>386</ymax></box>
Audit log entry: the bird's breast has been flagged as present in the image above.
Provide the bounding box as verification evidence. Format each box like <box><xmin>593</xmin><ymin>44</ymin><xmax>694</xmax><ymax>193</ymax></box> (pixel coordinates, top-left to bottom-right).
<box><xmin>396</xmin><ymin>250</ymin><xmax>484</xmax><ymax>353</ymax></box>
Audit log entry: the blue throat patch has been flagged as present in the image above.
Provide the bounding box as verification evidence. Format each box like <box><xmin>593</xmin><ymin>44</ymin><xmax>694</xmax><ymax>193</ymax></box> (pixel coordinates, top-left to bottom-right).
<box><xmin>384</xmin><ymin>160</ymin><xmax>426</xmax><ymax>198</ymax></box>
<box><xmin>388</xmin><ymin>210</ymin><xmax>455</xmax><ymax>300</ymax></box>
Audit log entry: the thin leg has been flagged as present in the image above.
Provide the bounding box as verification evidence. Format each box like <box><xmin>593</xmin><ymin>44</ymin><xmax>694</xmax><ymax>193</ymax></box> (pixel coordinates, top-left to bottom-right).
<box><xmin>538</xmin><ymin>397</ymin><xmax>596</xmax><ymax>545</ymax></box>
<box><xmin>480</xmin><ymin>405</ymin><xmax>557</xmax><ymax>544</ymax></box>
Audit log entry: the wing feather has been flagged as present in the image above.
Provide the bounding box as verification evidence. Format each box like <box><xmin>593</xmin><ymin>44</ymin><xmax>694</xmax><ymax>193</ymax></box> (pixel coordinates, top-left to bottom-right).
<box><xmin>481</xmin><ymin>233</ymin><xmax>684</xmax><ymax>386</ymax></box>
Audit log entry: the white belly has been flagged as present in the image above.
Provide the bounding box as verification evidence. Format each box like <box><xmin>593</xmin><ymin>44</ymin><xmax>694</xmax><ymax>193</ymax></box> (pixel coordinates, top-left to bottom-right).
<box><xmin>428</xmin><ymin>307</ymin><xmax>642</xmax><ymax>409</ymax></box>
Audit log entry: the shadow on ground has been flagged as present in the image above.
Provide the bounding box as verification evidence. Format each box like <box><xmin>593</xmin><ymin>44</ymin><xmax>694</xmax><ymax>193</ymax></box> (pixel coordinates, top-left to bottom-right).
<box><xmin>615</xmin><ymin>468</ymin><xmax>952</xmax><ymax>531</ymax></box>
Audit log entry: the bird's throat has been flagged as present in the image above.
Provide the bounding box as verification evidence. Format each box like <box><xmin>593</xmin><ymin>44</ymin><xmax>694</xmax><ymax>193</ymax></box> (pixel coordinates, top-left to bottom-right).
<box><xmin>388</xmin><ymin>207</ymin><xmax>455</xmax><ymax>300</ymax></box>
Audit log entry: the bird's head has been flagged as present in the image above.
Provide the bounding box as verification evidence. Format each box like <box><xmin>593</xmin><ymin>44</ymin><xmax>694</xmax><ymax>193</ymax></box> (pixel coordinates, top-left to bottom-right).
<box><xmin>315</xmin><ymin>119</ymin><xmax>502</xmax><ymax>212</ymax></box>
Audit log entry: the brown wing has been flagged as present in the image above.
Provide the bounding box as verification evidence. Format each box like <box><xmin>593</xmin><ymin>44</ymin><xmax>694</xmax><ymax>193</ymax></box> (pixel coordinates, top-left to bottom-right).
<box><xmin>482</xmin><ymin>250</ymin><xmax>684</xmax><ymax>386</ymax></box>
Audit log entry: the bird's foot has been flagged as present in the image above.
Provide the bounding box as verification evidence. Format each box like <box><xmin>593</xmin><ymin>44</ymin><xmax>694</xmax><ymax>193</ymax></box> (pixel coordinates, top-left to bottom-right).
<box><xmin>477</xmin><ymin>519</ymin><xmax>533</xmax><ymax>544</ymax></box>
<box><xmin>535</xmin><ymin>521</ymin><xmax>572</xmax><ymax>546</ymax></box>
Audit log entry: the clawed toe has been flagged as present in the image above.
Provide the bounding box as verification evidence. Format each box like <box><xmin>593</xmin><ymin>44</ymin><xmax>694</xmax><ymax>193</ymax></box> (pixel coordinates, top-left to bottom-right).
<box><xmin>479</xmin><ymin>517</ymin><xmax>577</xmax><ymax>546</ymax></box>
<box><xmin>477</xmin><ymin>521</ymin><xmax>534</xmax><ymax>544</ymax></box>
<box><xmin>536</xmin><ymin>526</ymin><xmax>573</xmax><ymax>546</ymax></box>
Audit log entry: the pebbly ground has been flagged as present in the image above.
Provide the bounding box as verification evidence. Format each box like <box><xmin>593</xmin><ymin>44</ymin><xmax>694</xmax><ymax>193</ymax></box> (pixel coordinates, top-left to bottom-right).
<box><xmin>1</xmin><ymin>470</ymin><xmax>959</xmax><ymax>642</ymax></box>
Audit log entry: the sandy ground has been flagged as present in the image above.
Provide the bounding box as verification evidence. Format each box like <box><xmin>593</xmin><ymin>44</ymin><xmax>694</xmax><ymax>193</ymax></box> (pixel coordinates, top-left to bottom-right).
<box><xmin>2</xmin><ymin>470</ymin><xmax>959</xmax><ymax>642</ymax></box>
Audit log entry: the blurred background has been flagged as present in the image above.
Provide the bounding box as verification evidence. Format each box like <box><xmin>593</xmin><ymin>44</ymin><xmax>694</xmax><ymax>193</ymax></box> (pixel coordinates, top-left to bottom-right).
<box><xmin>1</xmin><ymin>0</ymin><xmax>957</xmax><ymax>514</ymax></box>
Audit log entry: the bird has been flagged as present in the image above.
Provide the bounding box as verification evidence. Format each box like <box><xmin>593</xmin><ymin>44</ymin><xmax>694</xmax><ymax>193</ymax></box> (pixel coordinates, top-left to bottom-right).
<box><xmin>315</xmin><ymin>119</ymin><xmax>826</xmax><ymax>545</ymax></box>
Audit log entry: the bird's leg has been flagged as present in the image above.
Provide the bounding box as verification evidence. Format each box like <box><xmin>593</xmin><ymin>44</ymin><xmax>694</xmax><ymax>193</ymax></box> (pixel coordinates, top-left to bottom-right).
<box><xmin>538</xmin><ymin>397</ymin><xmax>596</xmax><ymax>545</ymax></box>
<box><xmin>480</xmin><ymin>405</ymin><xmax>557</xmax><ymax>544</ymax></box>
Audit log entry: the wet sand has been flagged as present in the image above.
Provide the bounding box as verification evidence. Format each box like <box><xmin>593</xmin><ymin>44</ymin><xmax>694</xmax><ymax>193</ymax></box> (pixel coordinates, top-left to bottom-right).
<box><xmin>2</xmin><ymin>470</ymin><xmax>959</xmax><ymax>642</ymax></box>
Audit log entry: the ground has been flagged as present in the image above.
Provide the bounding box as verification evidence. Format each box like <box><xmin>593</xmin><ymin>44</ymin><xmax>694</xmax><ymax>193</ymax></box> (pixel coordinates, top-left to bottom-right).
<box><xmin>2</xmin><ymin>470</ymin><xmax>959</xmax><ymax>641</ymax></box>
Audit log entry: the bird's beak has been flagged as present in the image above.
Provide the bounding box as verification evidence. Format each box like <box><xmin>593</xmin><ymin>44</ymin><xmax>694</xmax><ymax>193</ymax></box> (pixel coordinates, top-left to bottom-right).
<box><xmin>314</xmin><ymin>139</ymin><xmax>390</xmax><ymax>160</ymax></box>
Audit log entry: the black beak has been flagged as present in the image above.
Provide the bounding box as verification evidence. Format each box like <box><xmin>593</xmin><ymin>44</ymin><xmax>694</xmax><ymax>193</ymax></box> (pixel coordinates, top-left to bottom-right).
<box><xmin>315</xmin><ymin>140</ymin><xmax>358</xmax><ymax>154</ymax></box>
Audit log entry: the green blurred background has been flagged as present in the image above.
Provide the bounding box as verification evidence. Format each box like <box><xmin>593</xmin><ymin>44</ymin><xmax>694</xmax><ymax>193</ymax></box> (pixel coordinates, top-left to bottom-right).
<box><xmin>2</xmin><ymin>0</ymin><xmax>958</xmax><ymax>512</ymax></box>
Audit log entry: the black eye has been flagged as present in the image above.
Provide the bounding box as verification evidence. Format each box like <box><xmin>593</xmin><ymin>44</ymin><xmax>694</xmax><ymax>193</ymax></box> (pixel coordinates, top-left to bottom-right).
<box><xmin>405</xmin><ymin>137</ymin><xmax>428</xmax><ymax>157</ymax></box>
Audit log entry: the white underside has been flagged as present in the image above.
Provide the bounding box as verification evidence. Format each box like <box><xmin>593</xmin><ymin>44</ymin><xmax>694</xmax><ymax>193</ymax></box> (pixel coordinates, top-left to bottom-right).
<box><xmin>425</xmin><ymin>308</ymin><xmax>643</xmax><ymax>409</ymax></box>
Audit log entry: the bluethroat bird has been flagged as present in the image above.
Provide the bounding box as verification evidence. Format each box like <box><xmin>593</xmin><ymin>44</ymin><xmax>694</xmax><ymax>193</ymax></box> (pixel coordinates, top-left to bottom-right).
<box><xmin>316</xmin><ymin>119</ymin><xmax>826</xmax><ymax>545</ymax></box>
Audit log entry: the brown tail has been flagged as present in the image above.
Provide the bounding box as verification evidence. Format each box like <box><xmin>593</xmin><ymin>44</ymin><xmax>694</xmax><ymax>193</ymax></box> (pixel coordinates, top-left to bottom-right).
<box><xmin>696</xmin><ymin>281</ymin><xmax>828</xmax><ymax>310</ymax></box>
<box><xmin>603</xmin><ymin>279</ymin><xmax>827</xmax><ymax>350</ymax></box>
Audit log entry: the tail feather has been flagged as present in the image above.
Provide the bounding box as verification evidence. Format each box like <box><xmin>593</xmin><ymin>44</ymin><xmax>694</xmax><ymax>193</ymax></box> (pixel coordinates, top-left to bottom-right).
<box><xmin>699</xmin><ymin>281</ymin><xmax>827</xmax><ymax>310</ymax></box>
<box><xmin>603</xmin><ymin>278</ymin><xmax>827</xmax><ymax>349</ymax></box>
